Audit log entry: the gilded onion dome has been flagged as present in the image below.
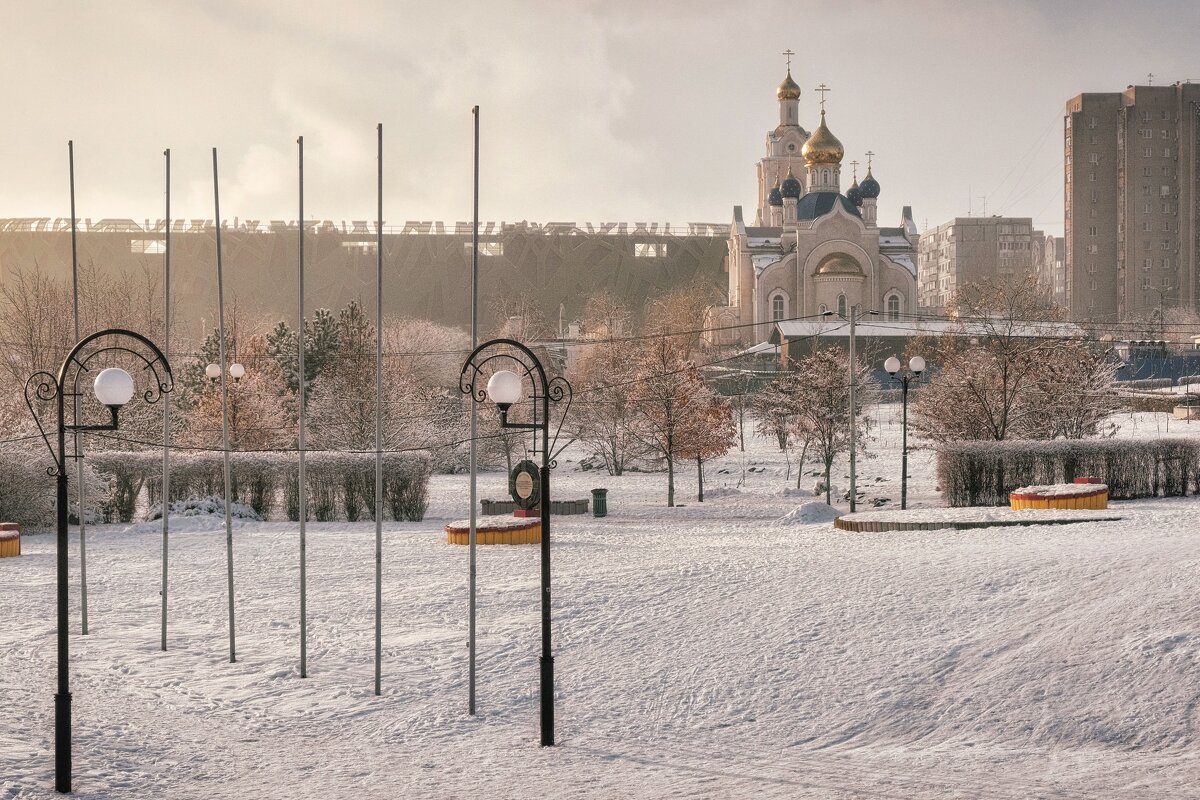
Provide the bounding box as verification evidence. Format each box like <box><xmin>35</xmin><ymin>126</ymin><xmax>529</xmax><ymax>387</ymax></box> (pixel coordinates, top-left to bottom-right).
<box><xmin>801</xmin><ymin>110</ymin><xmax>844</xmax><ymax>165</ymax></box>
<box><xmin>777</xmin><ymin>70</ymin><xmax>801</xmax><ymax>101</ymax></box>
<box><xmin>780</xmin><ymin>168</ymin><xmax>802</xmax><ymax>198</ymax></box>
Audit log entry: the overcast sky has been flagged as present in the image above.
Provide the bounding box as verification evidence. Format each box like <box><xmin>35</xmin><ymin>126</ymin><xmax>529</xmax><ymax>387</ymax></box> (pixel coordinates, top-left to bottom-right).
<box><xmin>3</xmin><ymin>0</ymin><xmax>1198</xmax><ymax>237</ymax></box>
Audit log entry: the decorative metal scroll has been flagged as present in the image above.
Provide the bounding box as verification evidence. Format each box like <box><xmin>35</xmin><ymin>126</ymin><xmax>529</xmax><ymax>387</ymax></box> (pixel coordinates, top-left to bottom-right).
<box><xmin>24</xmin><ymin>329</ymin><xmax>175</xmax><ymax>476</ymax></box>
<box><xmin>459</xmin><ymin>338</ymin><xmax>573</xmax><ymax>465</ymax></box>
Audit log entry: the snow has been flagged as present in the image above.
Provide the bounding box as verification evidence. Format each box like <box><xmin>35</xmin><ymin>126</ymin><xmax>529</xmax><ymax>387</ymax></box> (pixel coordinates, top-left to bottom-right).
<box><xmin>445</xmin><ymin>514</ymin><xmax>539</xmax><ymax>531</ymax></box>
<box><xmin>776</xmin><ymin>501</ymin><xmax>841</xmax><ymax>525</ymax></box>
<box><xmin>2</xmin><ymin>408</ymin><xmax>1198</xmax><ymax>797</ymax></box>
<box><xmin>841</xmin><ymin>505</ymin><xmax>1121</xmax><ymax>525</ymax></box>
<box><xmin>1011</xmin><ymin>483</ymin><xmax>1108</xmax><ymax>498</ymax></box>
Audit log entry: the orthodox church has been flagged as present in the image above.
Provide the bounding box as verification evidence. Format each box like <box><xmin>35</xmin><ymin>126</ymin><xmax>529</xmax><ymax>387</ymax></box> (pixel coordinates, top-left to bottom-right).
<box><xmin>707</xmin><ymin>62</ymin><xmax>919</xmax><ymax>347</ymax></box>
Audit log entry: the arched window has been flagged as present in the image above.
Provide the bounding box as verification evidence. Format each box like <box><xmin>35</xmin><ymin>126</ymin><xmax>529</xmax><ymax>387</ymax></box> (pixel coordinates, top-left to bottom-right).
<box><xmin>886</xmin><ymin>293</ymin><xmax>901</xmax><ymax>320</ymax></box>
<box><xmin>837</xmin><ymin>294</ymin><xmax>847</xmax><ymax>318</ymax></box>
<box><xmin>771</xmin><ymin>293</ymin><xmax>786</xmax><ymax>321</ymax></box>
<box><xmin>819</xmin><ymin>303</ymin><xmax>828</xmax><ymax>315</ymax></box>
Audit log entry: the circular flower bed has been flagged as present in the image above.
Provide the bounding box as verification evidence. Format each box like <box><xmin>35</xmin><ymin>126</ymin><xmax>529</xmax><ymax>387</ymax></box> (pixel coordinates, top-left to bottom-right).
<box><xmin>445</xmin><ymin>515</ymin><xmax>540</xmax><ymax>545</ymax></box>
<box><xmin>1009</xmin><ymin>483</ymin><xmax>1109</xmax><ymax>510</ymax></box>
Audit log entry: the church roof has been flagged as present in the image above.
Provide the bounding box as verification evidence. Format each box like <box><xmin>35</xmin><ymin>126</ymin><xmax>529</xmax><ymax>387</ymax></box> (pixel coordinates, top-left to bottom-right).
<box><xmin>795</xmin><ymin>191</ymin><xmax>862</xmax><ymax>221</ymax></box>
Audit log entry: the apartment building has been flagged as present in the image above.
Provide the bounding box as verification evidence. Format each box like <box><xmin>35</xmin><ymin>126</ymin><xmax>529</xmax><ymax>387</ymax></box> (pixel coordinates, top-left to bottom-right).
<box><xmin>917</xmin><ymin>217</ymin><xmax>1045</xmax><ymax>309</ymax></box>
<box><xmin>1064</xmin><ymin>83</ymin><xmax>1200</xmax><ymax>322</ymax></box>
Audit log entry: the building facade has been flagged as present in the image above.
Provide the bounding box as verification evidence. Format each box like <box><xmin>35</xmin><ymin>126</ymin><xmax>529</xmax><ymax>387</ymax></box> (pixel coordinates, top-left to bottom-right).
<box><xmin>1064</xmin><ymin>83</ymin><xmax>1200</xmax><ymax>322</ymax></box>
<box><xmin>0</xmin><ymin>218</ymin><xmax>729</xmax><ymax>343</ymax></box>
<box><xmin>917</xmin><ymin>217</ymin><xmax>1047</xmax><ymax>309</ymax></box>
<box><xmin>708</xmin><ymin>69</ymin><xmax>919</xmax><ymax>346</ymax></box>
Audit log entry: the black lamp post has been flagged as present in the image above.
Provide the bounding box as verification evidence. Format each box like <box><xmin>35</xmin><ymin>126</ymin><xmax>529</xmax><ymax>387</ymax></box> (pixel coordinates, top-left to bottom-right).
<box><xmin>24</xmin><ymin>329</ymin><xmax>173</xmax><ymax>793</ymax></box>
<box><xmin>460</xmin><ymin>338</ymin><xmax>571</xmax><ymax>747</ymax></box>
<box><xmin>884</xmin><ymin>354</ymin><xmax>924</xmax><ymax>510</ymax></box>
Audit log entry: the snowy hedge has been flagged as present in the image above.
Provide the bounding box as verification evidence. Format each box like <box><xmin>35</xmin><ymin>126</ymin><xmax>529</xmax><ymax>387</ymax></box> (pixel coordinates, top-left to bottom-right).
<box><xmin>1179</xmin><ymin>374</ymin><xmax>1200</xmax><ymax>387</ymax></box>
<box><xmin>90</xmin><ymin>451</ymin><xmax>432</xmax><ymax>522</ymax></box>
<box><xmin>937</xmin><ymin>438</ymin><xmax>1200</xmax><ymax>507</ymax></box>
<box><xmin>1115</xmin><ymin>378</ymin><xmax>1174</xmax><ymax>391</ymax></box>
<box><xmin>0</xmin><ymin>448</ymin><xmax>56</xmax><ymax>529</ymax></box>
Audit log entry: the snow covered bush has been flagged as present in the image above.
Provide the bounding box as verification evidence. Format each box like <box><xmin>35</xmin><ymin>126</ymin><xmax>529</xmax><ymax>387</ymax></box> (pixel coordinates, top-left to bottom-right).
<box><xmin>0</xmin><ymin>447</ymin><xmax>56</xmax><ymax>529</ymax></box>
<box><xmin>937</xmin><ymin>438</ymin><xmax>1200</xmax><ymax>506</ymax></box>
<box><xmin>95</xmin><ymin>450</ymin><xmax>431</xmax><ymax>522</ymax></box>
<box><xmin>144</xmin><ymin>496</ymin><xmax>262</xmax><ymax>521</ymax></box>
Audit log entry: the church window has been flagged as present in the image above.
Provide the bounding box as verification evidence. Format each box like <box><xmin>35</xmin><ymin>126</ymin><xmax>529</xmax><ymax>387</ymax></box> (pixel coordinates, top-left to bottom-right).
<box><xmin>819</xmin><ymin>304</ymin><xmax>828</xmax><ymax>315</ymax></box>
<box><xmin>886</xmin><ymin>294</ymin><xmax>901</xmax><ymax>320</ymax></box>
<box><xmin>837</xmin><ymin>295</ymin><xmax>847</xmax><ymax>318</ymax></box>
<box><xmin>771</xmin><ymin>293</ymin><xmax>787</xmax><ymax>321</ymax></box>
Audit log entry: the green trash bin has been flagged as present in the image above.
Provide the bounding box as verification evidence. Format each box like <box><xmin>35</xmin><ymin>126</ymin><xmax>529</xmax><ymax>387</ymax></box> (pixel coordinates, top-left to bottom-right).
<box><xmin>591</xmin><ymin>488</ymin><xmax>608</xmax><ymax>518</ymax></box>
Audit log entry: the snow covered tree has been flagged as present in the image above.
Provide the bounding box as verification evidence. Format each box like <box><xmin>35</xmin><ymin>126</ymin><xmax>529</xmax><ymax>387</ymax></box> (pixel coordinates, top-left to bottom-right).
<box><xmin>677</xmin><ymin>393</ymin><xmax>736</xmax><ymax>502</ymax></box>
<box><xmin>788</xmin><ymin>348</ymin><xmax>874</xmax><ymax>504</ymax></box>
<box><xmin>642</xmin><ymin>278</ymin><xmax>723</xmax><ymax>362</ymax></box>
<box><xmin>571</xmin><ymin>337</ymin><xmax>645</xmax><ymax>475</ymax></box>
<box><xmin>913</xmin><ymin>276</ymin><xmax>1111</xmax><ymax>443</ymax></box>
<box><xmin>628</xmin><ymin>337</ymin><xmax>713</xmax><ymax>506</ymax></box>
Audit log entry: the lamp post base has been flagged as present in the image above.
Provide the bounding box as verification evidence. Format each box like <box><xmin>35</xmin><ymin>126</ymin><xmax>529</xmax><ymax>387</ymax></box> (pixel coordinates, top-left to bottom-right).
<box><xmin>55</xmin><ymin>691</ymin><xmax>71</xmax><ymax>793</ymax></box>
<box><xmin>540</xmin><ymin>655</ymin><xmax>555</xmax><ymax>746</ymax></box>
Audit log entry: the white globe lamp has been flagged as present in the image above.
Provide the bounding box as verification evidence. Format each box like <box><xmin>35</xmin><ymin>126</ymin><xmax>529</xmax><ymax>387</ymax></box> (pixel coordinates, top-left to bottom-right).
<box><xmin>205</xmin><ymin>363</ymin><xmax>221</xmax><ymax>380</ymax></box>
<box><xmin>229</xmin><ymin>362</ymin><xmax>245</xmax><ymax>380</ymax></box>
<box><xmin>486</xmin><ymin>370</ymin><xmax>523</xmax><ymax>410</ymax></box>
<box><xmin>93</xmin><ymin>368</ymin><xmax>135</xmax><ymax>408</ymax></box>
<box><xmin>884</xmin><ymin>356</ymin><xmax>901</xmax><ymax>375</ymax></box>
<box><xmin>908</xmin><ymin>355</ymin><xmax>926</xmax><ymax>376</ymax></box>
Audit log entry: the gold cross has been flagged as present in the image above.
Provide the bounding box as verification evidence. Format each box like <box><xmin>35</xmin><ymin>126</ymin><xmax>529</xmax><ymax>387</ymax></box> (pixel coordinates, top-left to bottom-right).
<box><xmin>814</xmin><ymin>83</ymin><xmax>830</xmax><ymax>111</ymax></box>
<box><xmin>865</xmin><ymin>150</ymin><xmax>875</xmax><ymax>170</ymax></box>
<box><xmin>783</xmin><ymin>49</ymin><xmax>795</xmax><ymax>71</ymax></box>
<box><xmin>850</xmin><ymin>159</ymin><xmax>859</xmax><ymax>180</ymax></box>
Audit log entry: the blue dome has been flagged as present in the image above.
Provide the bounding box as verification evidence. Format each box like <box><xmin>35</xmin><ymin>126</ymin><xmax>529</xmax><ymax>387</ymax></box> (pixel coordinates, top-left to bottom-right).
<box><xmin>767</xmin><ymin>185</ymin><xmax>783</xmax><ymax>206</ymax></box>
<box><xmin>859</xmin><ymin>170</ymin><xmax>880</xmax><ymax>199</ymax></box>
<box><xmin>780</xmin><ymin>169</ymin><xmax>802</xmax><ymax>198</ymax></box>
<box><xmin>846</xmin><ymin>182</ymin><xmax>863</xmax><ymax>207</ymax></box>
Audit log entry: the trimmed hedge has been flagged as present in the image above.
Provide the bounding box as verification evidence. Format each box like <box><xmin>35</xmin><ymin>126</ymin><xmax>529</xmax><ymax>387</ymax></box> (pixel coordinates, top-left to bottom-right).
<box><xmin>90</xmin><ymin>451</ymin><xmax>432</xmax><ymax>522</ymax></box>
<box><xmin>937</xmin><ymin>438</ymin><xmax>1200</xmax><ymax>507</ymax></box>
<box><xmin>1115</xmin><ymin>378</ymin><xmax>1174</xmax><ymax>390</ymax></box>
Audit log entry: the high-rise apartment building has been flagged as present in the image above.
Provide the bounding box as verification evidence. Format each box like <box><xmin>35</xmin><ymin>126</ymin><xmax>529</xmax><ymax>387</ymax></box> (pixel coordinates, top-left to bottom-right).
<box><xmin>1064</xmin><ymin>83</ymin><xmax>1200</xmax><ymax>322</ymax></box>
<box><xmin>917</xmin><ymin>217</ymin><xmax>1044</xmax><ymax>309</ymax></box>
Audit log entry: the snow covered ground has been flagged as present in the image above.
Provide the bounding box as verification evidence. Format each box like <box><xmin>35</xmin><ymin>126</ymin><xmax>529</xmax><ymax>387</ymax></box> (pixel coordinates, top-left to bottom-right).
<box><xmin>2</xmin><ymin>409</ymin><xmax>1199</xmax><ymax>798</ymax></box>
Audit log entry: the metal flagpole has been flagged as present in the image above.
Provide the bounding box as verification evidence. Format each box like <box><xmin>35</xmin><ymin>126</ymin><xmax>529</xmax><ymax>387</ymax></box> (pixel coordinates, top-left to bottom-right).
<box><xmin>374</xmin><ymin>123</ymin><xmax>384</xmax><ymax>696</ymax></box>
<box><xmin>848</xmin><ymin>308</ymin><xmax>857</xmax><ymax>512</ymax></box>
<box><xmin>213</xmin><ymin>148</ymin><xmax>237</xmax><ymax>663</ymax></box>
<box><xmin>161</xmin><ymin>148</ymin><xmax>172</xmax><ymax>651</ymax></box>
<box><xmin>468</xmin><ymin>104</ymin><xmax>480</xmax><ymax>716</ymax></box>
<box><xmin>298</xmin><ymin>136</ymin><xmax>308</xmax><ymax>678</ymax></box>
<box><xmin>68</xmin><ymin>141</ymin><xmax>88</xmax><ymax>636</ymax></box>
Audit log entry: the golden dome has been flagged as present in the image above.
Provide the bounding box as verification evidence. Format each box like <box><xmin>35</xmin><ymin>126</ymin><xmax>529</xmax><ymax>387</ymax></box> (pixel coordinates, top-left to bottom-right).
<box><xmin>802</xmin><ymin>110</ymin><xmax>844</xmax><ymax>165</ymax></box>
<box><xmin>814</xmin><ymin>253</ymin><xmax>863</xmax><ymax>276</ymax></box>
<box><xmin>777</xmin><ymin>70</ymin><xmax>801</xmax><ymax>101</ymax></box>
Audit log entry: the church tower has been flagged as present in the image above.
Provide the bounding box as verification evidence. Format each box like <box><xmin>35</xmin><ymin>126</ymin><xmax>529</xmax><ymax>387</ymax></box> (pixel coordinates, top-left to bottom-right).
<box><xmin>755</xmin><ymin>51</ymin><xmax>809</xmax><ymax>224</ymax></box>
<box><xmin>802</xmin><ymin>86</ymin><xmax>843</xmax><ymax>193</ymax></box>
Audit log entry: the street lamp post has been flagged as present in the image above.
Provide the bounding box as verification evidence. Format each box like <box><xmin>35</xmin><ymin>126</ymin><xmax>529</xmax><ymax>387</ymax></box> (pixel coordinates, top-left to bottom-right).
<box><xmin>24</xmin><ymin>329</ymin><xmax>173</xmax><ymax>793</ymax></box>
<box><xmin>884</xmin><ymin>354</ymin><xmax>925</xmax><ymax>510</ymax></box>
<box><xmin>460</xmin><ymin>338</ymin><xmax>572</xmax><ymax>747</ymax></box>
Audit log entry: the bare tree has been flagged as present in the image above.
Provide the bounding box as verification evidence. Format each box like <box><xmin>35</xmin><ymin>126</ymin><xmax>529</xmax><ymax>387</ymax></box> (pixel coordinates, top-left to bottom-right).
<box><xmin>628</xmin><ymin>337</ymin><xmax>712</xmax><ymax>507</ymax></box>
<box><xmin>789</xmin><ymin>349</ymin><xmax>875</xmax><ymax>504</ymax></box>
<box><xmin>913</xmin><ymin>275</ymin><xmax>1112</xmax><ymax>443</ymax></box>
<box><xmin>677</xmin><ymin>393</ymin><xmax>736</xmax><ymax>502</ymax></box>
